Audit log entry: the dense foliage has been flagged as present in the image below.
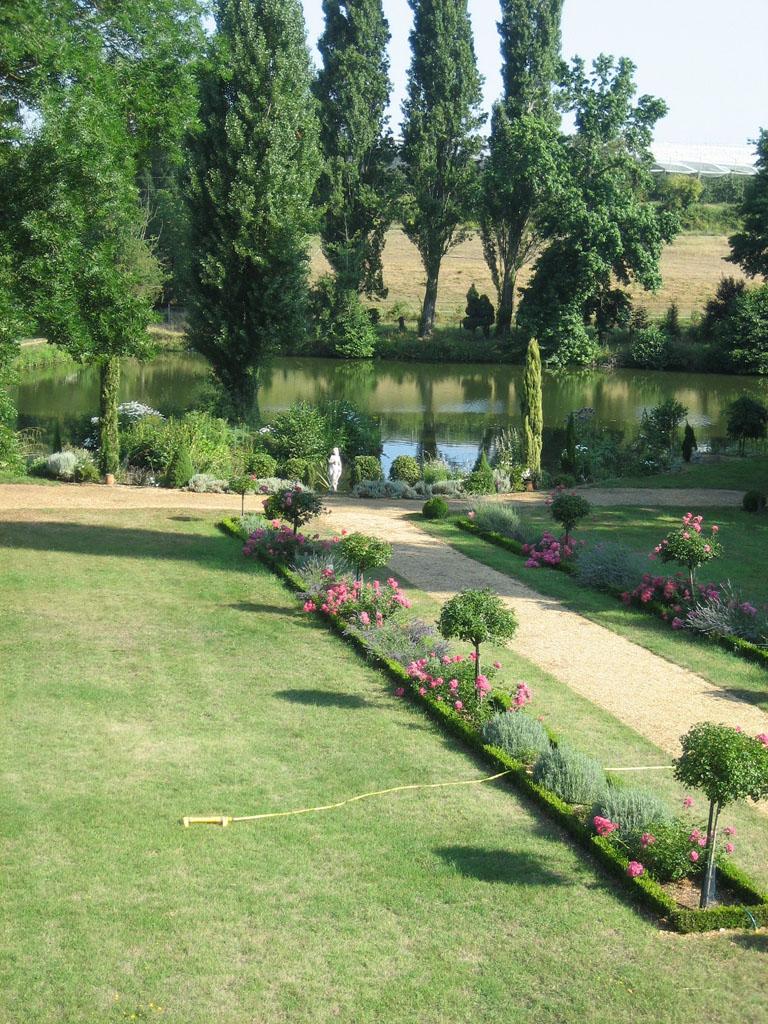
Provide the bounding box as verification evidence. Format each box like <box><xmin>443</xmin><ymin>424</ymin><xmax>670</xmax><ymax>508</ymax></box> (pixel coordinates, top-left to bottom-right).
<box><xmin>438</xmin><ymin>588</ymin><xmax>517</xmax><ymax>679</ymax></box>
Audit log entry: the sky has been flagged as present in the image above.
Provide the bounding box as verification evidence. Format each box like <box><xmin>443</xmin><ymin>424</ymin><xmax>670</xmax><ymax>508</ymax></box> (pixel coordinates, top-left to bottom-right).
<box><xmin>300</xmin><ymin>0</ymin><xmax>768</xmax><ymax>149</ymax></box>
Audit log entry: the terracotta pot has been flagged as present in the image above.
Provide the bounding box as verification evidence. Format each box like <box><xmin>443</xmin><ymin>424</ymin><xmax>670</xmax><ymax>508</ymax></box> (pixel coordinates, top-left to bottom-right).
<box><xmin>525</xmin><ymin>480</ymin><xmax>535</xmax><ymax>492</ymax></box>
<box><xmin>104</xmin><ymin>473</ymin><xmax>116</xmax><ymax>487</ymax></box>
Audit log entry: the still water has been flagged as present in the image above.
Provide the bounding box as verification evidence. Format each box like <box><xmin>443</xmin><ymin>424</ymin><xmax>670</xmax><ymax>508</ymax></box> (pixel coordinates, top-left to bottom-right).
<box><xmin>14</xmin><ymin>353</ymin><xmax>768</xmax><ymax>470</ymax></box>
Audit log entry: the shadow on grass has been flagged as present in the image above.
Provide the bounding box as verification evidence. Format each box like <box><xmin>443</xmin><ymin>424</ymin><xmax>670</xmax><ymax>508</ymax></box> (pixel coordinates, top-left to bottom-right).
<box><xmin>436</xmin><ymin>845</ymin><xmax>568</xmax><ymax>885</ymax></box>
<box><xmin>227</xmin><ymin>601</ymin><xmax>295</xmax><ymax>617</ymax></box>
<box><xmin>729</xmin><ymin>932</ymin><xmax>768</xmax><ymax>953</ymax></box>
<box><xmin>0</xmin><ymin>520</ymin><xmax>252</xmax><ymax>570</ymax></box>
<box><xmin>275</xmin><ymin>688</ymin><xmax>370</xmax><ymax>709</ymax></box>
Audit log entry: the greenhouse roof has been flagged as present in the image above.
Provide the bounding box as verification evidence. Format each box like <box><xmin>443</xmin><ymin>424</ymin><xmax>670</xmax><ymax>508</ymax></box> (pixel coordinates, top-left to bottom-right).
<box><xmin>651</xmin><ymin>143</ymin><xmax>758</xmax><ymax>176</ymax></box>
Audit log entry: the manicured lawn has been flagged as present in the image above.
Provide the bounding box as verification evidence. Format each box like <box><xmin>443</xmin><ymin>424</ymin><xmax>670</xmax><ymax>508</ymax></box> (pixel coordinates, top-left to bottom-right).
<box><xmin>2</xmin><ymin>509</ymin><xmax>768</xmax><ymax>1024</ymax></box>
<box><xmin>597</xmin><ymin>453</ymin><xmax>768</xmax><ymax>493</ymax></box>
<box><xmin>418</xmin><ymin>515</ymin><xmax>768</xmax><ymax>712</ymax></box>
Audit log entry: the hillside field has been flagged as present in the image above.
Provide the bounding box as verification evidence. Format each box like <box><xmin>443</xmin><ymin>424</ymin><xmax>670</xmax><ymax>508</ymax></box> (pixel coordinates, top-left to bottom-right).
<box><xmin>311</xmin><ymin>228</ymin><xmax>745</xmax><ymax>326</ymax></box>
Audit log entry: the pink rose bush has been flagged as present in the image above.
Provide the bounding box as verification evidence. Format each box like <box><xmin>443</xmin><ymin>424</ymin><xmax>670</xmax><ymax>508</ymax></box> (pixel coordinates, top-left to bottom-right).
<box><xmin>653</xmin><ymin>512</ymin><xmax>722</xmax><ymax>590</ymax></box>
<box><xmin>302</xmin><ymin>570</ymin><xmax>411</xmax><ymax>626</ymax></box>
<box><xmin>522</xmin><ymin>531</ymin><xmax>578</xmax><ymax>569</ymax></box>
<box><xmin>405</xmin><ymin>652</ymin><xmax>508</xmax><ymax>725</ymax></box>
<box><xmin>243</xmin><ymin>523</ymin><xmax>336</xmax><ymax>564</ymax></box>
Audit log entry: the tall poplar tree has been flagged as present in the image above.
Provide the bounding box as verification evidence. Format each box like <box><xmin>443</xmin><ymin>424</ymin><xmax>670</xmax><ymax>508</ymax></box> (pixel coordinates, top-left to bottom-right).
<box><xmin>728</xmin><ymin>129</ymin><xmax>768</xmax><ymax>280</ymax></box>
<box><xmin>401</xmin><ymin>0</ymin><xmax>485</xmax><ymax>338</ymax></box>
<box><xmin>187</xmin><ymin>0</ymin><xmax>320</xmax><ymax>417</ymax></box>
<box><xmin>315</xmin><ymin>0</ymin><xmax>397</xmax><ymax>298</ymax></box>
<box><xmin>521</xmin><ymin>336</ymin><xmax>543</xmax><ymax>479</ymax></box>
<box><xmin>480</xmin><ymin>0</ymin><xmax>564</xmax><ymax>336</ymax></box>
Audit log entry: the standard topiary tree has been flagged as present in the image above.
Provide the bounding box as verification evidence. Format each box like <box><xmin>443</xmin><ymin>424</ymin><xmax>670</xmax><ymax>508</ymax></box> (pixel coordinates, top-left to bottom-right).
<box><xmin>438</xmin><ymin>588</ymin><xmax>517</xmax><ymax>681</ymax></box>
<box><xmin>655</xmin><ymin>512</ymin><xmax>722</xmax><ymax>591</ymax></box>
<box><xmin>726</xmin><ymin>396</ymin><xmax>768</xmax><ymax>456</ymax></box>
<box><xmin>674</xmin><ymin>722</ymin><xmax>768</xmax><ymax>907</ymax></box>
<box><xmin>337</xmin><ymin>532</ymin><xmax>392</xmax><ymax>581</ymax></box>
<box><xmin>550</xmin><ymin>492</ymin><xmax>591</xmax><ymax>545</ymax></box>
<box><xmin>229</xmin><ymin>473</ymin><xmax>259</xmax><ymax>515</ymax></box>
<box><xmin>263</xmin><ymin>486</ymin><xmax>325</xmax><ymax>534</ymax></box>
<box><xmin>682</xmin><ymin>422</ymin><xmax>697</xmax><ymax>463</ymax></box>
<box><xmin>521</xmin><ymin>337</ymin><xmax>543</xmax><ymax>483</ymax></box>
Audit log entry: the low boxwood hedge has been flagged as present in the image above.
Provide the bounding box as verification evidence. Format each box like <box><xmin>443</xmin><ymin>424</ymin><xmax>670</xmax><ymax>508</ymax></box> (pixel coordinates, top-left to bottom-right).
<box><xmin>220</xmin><ymin>516</ymin><xmax>768</xmax><ymax>933</ymax></box>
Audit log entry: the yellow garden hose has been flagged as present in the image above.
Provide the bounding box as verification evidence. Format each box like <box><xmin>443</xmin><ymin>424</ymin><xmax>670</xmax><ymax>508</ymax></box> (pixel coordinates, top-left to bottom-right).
<box><xmin>182</xmin><ymin>769</ymin><xmax>513</xmax><ymax>827</ymax></box>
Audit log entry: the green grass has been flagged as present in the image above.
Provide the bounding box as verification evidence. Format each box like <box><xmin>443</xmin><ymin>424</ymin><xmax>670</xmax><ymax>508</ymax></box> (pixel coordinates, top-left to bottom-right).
<box><xmin>3</xmin><ymin>509</ymin><xmax>768</xmax><ymax>1024</ymax></box>
<box><xmin>418</xmin><ymin>514</ymin><xmax>768</xmax><ymax>711</ymax></box>
<box><xmin>597</xmin><ymin>453</ymin><xmax>768</xmax><ymax>493</ymax></box>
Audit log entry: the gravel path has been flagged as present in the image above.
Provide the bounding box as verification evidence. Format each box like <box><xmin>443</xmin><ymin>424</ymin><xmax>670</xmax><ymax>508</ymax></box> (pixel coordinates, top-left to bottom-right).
<box><xmin>1</xmin><ymin>481</ymin><xmax>765</xmax><ymax>769</ymax></box>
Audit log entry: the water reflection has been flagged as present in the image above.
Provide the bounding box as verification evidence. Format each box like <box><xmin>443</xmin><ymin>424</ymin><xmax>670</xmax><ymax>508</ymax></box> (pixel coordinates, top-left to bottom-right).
<box><xmin>14</xmin><ymin>353</ymin><xmax>768</xmax><ymax>470</ymax></box>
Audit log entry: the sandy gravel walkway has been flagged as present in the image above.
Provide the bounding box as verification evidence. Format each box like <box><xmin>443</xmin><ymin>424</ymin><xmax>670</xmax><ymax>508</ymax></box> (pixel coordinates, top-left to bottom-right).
<box><xmin>1</xmin><ymin>482</ymin><xmax>765</xmax><ymax>769</ymax></box>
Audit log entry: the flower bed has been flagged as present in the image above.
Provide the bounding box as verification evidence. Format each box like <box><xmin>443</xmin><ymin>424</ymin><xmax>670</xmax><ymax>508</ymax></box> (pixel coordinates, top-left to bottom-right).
<box><xmin>457</xmin><ymin>517</ymin><xmax>768</xmax><ymax>670</ymax></box>
<box><xmin>219</xmin><ymin>515</ymin><xmax>768</xmax><ymax>932</ymax></box>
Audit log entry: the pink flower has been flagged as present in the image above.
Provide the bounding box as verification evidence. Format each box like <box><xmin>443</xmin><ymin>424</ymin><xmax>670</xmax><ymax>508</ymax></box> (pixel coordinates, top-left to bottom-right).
<box><xmin>712</xmin><ymin>525</ymin><xmax>719</xmax><ymax>533</ymax></box>
<box><xmin>724</xmin><ymin>826</ymin><xmax>737</xmax><ymax>837</ymax></box>
<box><xmin>593</xmin><ymin>816</ymin><xmax>620</xmax><ymax>836</ymax></box>
<box><xmin>467</xmin><ymin>511</ymin><xmax>476</xmax><ymax>520</ymax></box>
<box><xmin>640</xmin><ymin>833</ymin><xmax>656</xmax><ymax>848</ymax></box>
<box><xmin>358</xmin><ymin>612</ymin><xmax>370</xmax><ymax>626</ymax></box>
<box><xmin>418</xmin><ymin>687</ymin><xmax>426</xmax><ymax>696</ymax></box>
<box><xmin>394</xmin><ymin>687</ymin><xmax>405</xmax><ymax>698</ymax></box>
<box><xmin>703</xmin><ymin>545</ymin><xmax>711</xmax><ymax>554</ymax></box>
<box><xmin>626</xmin><ymin>861</ymin><xmax>645</xmax><ymax>878</ymax></box>
<box><xmin>454</xmin><ymin>701</ymin><xmax>464</xmax><ymax>711</ymax></box>
<box><xmin>303</xmin><ymin>601</ymin><xmax>316</xmax><ymax>613</ymax></box>
<box><xmin>468</xmin><ymin>652</ymin><xmax>477</xmax><ymax>662</ymax></box>
<box><xmin>683</xmin><ymin>796</ymin><xmax>694</xmax><ymax>809</ymax></box>
<box><xmin>756</xmin><ymin>734</ymin><xmax>768</xmax><ymax>747</ymax></box>
<box><xmin>689</xmin><ymin>829</ymin><xmax>703</xmax><ymax>843</ymax></box>
<box><xmin>689</xmin><ymin>850</ymin><xmax>699</xmax><ymax>863</ymax></box>
<box><xmin>671</xmin><ymin>617</ymin><xmax>684</xmax><ymax>630</ymax></box>
<box><xmin>725</xmin><ymin>842</ymin><xmax>735</xmax><ymax>854</ymax></box>
<box><xmin>493</xmin><ymin>661</ymin><xmax>502</xmax><ymax>669</ymax></box>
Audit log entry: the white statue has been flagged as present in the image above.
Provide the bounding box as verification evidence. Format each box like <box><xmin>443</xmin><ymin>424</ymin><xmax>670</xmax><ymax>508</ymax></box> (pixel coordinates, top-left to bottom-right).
<box><xmin>328</xmin><ymin>447</ymin><xmax>342</xmax><ymax>493</ymax></box>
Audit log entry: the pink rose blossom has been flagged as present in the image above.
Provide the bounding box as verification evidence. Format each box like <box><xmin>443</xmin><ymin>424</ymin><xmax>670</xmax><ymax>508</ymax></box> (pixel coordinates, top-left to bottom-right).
<box><xmin>725</xmin><ymin>843</ymin><xmax>735</xmax><ymax>854</ymax></box>
<box><xmin>626</xmin><ymin>861</ymin><xmax>644</xmax><ymax>878</ymax></box>
<box><xmin>454</xmin><ymin>701</ymin><xmax>464</xmax><ymax>711</ymax></box>
<box><xmin>683</xmin><ymin>797</ymin><xmax>694</xmax><ymax>809</ymax></box>
<box><xmin>394</xmin><ymin>687</ymin><xmax>405</xmax><ymax>698</ymax></box>
<box><xmin>689</xmin><ymin>850</ymin><xmax>699</xmax><ymax>863</ymax></box>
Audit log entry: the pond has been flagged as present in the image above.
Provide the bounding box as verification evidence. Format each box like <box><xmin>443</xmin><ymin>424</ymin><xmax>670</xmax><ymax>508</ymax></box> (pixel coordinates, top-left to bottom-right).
<box><xmin>13</xmin><ymin>353</ymin><xmax>768</xmax><ymax>471</ymax></box>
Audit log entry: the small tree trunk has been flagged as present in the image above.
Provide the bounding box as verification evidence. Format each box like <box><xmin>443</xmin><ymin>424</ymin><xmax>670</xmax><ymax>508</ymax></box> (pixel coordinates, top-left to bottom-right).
<box><xmin>99</xmin><ymin>356</ymin><xmax>120</xmax><ymax>476</ymax></box>
<box><xmin>700</xmin><ymin>800</ymin><xmax>721</xmax><ymax>908</ymax></box>
<box><xmin>419</xmin><ymin>269</ymin><xmax>440</xmax><ymax>338</ymax></box>
<box><xmin>474</xmin><ymin>641</ymin><xmax>481</xmax><ymax>683</ymax></box>
<box><xmin>241</xmin><ymin>493</ymin><xmax>245</xmax><ymax>516</ymax></box>
<box><xmin>495</xmin><ymin>269</ymin><xmax>515</xmax><ymax>337</ymax></box>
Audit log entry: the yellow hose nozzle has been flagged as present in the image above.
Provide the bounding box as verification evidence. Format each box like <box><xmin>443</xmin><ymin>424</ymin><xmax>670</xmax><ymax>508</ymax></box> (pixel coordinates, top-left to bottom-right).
<box><xmin>182</xmin><ymin>816</ymin><xmax>232</xmax><ymax>828</ymax></box>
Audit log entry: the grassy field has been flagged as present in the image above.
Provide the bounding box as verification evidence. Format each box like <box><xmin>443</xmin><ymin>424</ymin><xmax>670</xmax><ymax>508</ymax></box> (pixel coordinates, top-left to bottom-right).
<box><xmin>311</xmin><ymin>228</ymin><xmax>745</xmax><ymax>323</ymax></box>
<box><xmin>598</xmin><ymin>454</ymin><xmax>768</xmax><ymax>493</ymax></box>
<box><xmin>3</xmin><ymin>508</ymin><xmax>768</xmax><ymax>1024</ymax></box>
<box><xmin>418</xmin><ymin>507</ymin><xmax>768</xmax><ymax>710</ymax></box>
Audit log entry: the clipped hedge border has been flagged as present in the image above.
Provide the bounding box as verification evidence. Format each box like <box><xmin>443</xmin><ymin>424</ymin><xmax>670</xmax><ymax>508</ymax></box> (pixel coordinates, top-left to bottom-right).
<box><xmin>219</xmin><ymin>517</ymin><xmax>768</xmax><ymax>933</ymax></box>
<box><xmin>456</xmin><ymin>518</ymin><xmax>768</xmax><ymax>670</ymax></box>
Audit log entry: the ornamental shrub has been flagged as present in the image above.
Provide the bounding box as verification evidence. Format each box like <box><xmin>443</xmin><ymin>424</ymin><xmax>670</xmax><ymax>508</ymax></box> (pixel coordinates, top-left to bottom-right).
<box><xmin>482</xmin><ymin>712</ymin><xmax>550</xmax><ymax>764</ymax></box>
<box><xmin>438</xmin><ymin>589</ymin><xmax>517</xmax><ymax>679</ymax></box>
<box><xmin>422</xmin><ymin>458</ymin><xmax>452</xmax><ymax>485</ymax></box>
<box><xmin>247</xmin><ymin>451</ymin><xmax>278</xmax><ymax>478</ymax></box>
<box><xmin>164</xmin><ymin>445</ymin><xmax>194</xmax><ymax>488</ymax></box>
<box><xmin>654</xmin><ymin>512</ymin><xmax>722</xmax><ymax>589</ymax></box>
<box><xmin>263</xmin><ymin>486</ymin><xmax>325</xmax><ymax>534</ymax></box>
<box><xmin>282</xmin><ymin>457</ymin><xmax>310</xmax><ymax>483</ymax></box>
<box><xmin>405</xmin><ymin>652</ymin><xmax>505</xmax><ymax>728</ymax></box>
<box><xmin>337</xmin><ymin>533</ymin><xmax>392</xmax><ymax>580</ymax></box>
<box><xmin>630</xmin><ymin>326</ymin><xmax>670</xmax><ymax>369</ymax></box>
<box><xmin>422</xmin><ymin>496</ymin><xmax>449</xmax><ymax>520</ymax></box>
<box><xmin>353</xmin><ymin>480</ymin><xmax>419</xmax><ymax>499</ymax></box>
<box><xmin>685</xmin><ymin>581</ymin><xmax>768</xmax><ymax>644</ymax></box>
<box><xmin>463</xmin><ymin>452</ymin><xmax>496</xmax><ymax>495</ymax></box>
<box><xmin>344</xmin><ymin>616</ymin><xmax>450</xmax><ymax>667</ymax></box>
<box><xmin>74</xmin><ymin>460</ymin><xmax>100</xmax><ymax>483</ymax></box>
<box><xmin>187</xmin><ymin>473</ymin><xmax>229</xmax><ymax>493</ymax></box>
<box><xmin>574</xmin><ymin>542</ymin><xmax>649</xmax><ymax>593</ymax></box>
<box><xmin>533</xmin><ymin>745</ymin><xmax>606</xmax><ymax>805</ymax></box>
<box><xmin>675</xmin><ymin>722</ymin><xmax>768</xmax><ymax>907</ymax></box>
<box><xmin>353</xmin><ymin>455</ymin><xmax>383</xmax><ymax>485</ymax></box>
<box><xmin>389</xmin><ymin>454</ymin><xmax>421</xmax><ymax>486</ymax></box>
<box><xmin>622</xmin><ymin>820</ymin><xmax>705</xmax><ymax>884</ymax></box>
<box><xmin>592</xmin><ymin>786</ymin><xmax>671</xmax><ymax>834</ymax></box>
<box><xmin>44</xmin><ymin>450</ymin><xmax>79</xmax><ymax>480</ymax></box>
<box><xmin>470</xmin><ymin>502</ymin><xmax>533</xmax><ymax>543</ymax></box>
<box><xmin>682</xmin><ymin>422</ymin><xmax>697</xmax><ymax>463</ymax></box>
<box><xmin>726</xmin><ymin>396</ymin><xmax>768</xmax><ymax>454</ymax></box>
<box><xmin>742</xmin><ymin>490</ymin><xmax>767</xmax><ymax>513</ymax></box>
<box><xmin>549</xmin><ymin>492</ymin><xmax>591</xmax><ymax>542</ymax></box>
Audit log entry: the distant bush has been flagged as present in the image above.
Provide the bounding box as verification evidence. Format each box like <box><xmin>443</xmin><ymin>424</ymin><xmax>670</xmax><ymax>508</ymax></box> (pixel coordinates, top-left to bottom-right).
<box><xmin>743</xmin><ymin>490</ymin><xmax>767</xmax><ymax>514</ymax></box>
<box><xmin>592</xmin><ymin>786</ymin><xmax>671</xmax><ymax>834</ymax></box>
<box><xmin>630</xmin><ymin>326</ymin><xmax>670</xmax><ymax>369</ymax></box>
<box><xmin>164</xmin><ymin>445</ymin><xmax>194</xmax><ymax>488</ymax></box>
<box><xmin>726</xmin><ymin>396</ymin><xmax>768</xmax><ymax>455</ymax></box>
<box><xmin>422</xmin><ymin>496</ymin><xmax>449</xmax><ymax>520</ymax></box>
<box><xmin>718</xmin><ymin>285</ymin><xmax>768</xmax><ymax>374</ymax></box>
<box><xmin>389</xmin><ymin>455</ymin><xmax>421</xmax><ymax>485</ymax></box>
<box><xmin>470</xmin><ymin>502</ymin><xmax>532</xmax><ymax>543</ymax></box>
<box><xmin>533</xmin><ymin>746</ymin><xmax>605</xmax><ymax>805</ymax></box>
<box><xmin>345</xmin><ymin>615</ymin><xmax>450</xmax><ymax>667</ymax></box>
<box><xmin>187</xmin><ymin>473</ymin><xmax>228</xmax><ymax>493</ymax></box>
<box><xmin>43</xmin><ymin>449</ymin><xmax>95</xmax><ymax>481</ymax></box>
<box><xmin>482</xmin><ymin>712</ymin><xmax>550</xmax><ymax>763</ymax></box>
<box><xmin>311</xmin><ymin>275</ymin><xmax>376</xmax><ymax>358</ymax></box>
<box><xmin>422</xmin><ymin>457</ymin><xmax>452</xmax><ymax>484</ymax></box>
<box><xmin>74</xmin><ymin>460</ymin><xmax>100</xmax><ymax>483</ymax></box>
<box><xmin>463</xmin><ymin>452</ymin><xmax>495</xmax><ymax>495</ymax></box>
<box><xmin>353</xmin><ymin>455</ymin><xmax>383</xmax><ymax>485</ymax></box>
<box><xmin>353</xmin><ymin>480</ymin><xmax>419</xmax><ymax>500</ymax></box>
<box><xmin>247</xmin><ymin>452</ymin><xmax>277</xmax><ymax>478</ymax></box>
<box><xmin>282</xmin><ymin>457</ymin><xmax>311</xmax><ymax>483</ymax></box>
<box><xmin>431</xmin><ymin>479</ymin><xmax>465</xmax><ymax>497</ymax></box>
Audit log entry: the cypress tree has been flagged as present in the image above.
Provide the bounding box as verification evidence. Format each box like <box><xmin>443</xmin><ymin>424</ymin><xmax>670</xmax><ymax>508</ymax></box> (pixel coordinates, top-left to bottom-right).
<box><xmin>315</xmin><ymin>0</ymin><xmax>397</xmax><ymax>298</ymax></box>
<box><xmin>521</xmin><ymin>337</ymin><xmax>543</xmax><ymax>480</ymax></box>
<box><xmin>401</xmin><ymin>0</ymin><xmax>485</xmax><ymax>338</ymax></box>
<box><xmin>187</xmin><ymin>0</ymin><xmax>320</xmax><ymax>419</ymax></box>
<box><xmin>480</xmin><ymin>0</ymin><xmax>564</xmax><ymax>336</ymax></box>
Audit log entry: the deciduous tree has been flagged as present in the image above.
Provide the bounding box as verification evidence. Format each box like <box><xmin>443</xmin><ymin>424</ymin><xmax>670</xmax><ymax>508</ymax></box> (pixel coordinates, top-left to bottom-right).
<box><xmin>728</xmin><ymin>129</ymin><xmax>768</xmax><ymax>280</ymax></box>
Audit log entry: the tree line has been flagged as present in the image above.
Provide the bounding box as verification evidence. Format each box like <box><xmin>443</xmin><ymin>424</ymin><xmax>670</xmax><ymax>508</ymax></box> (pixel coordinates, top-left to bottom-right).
<box><xmin>1</xmin><ymin>0</ymin><xmax>766</xmax><ymax>471</ymax></box>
